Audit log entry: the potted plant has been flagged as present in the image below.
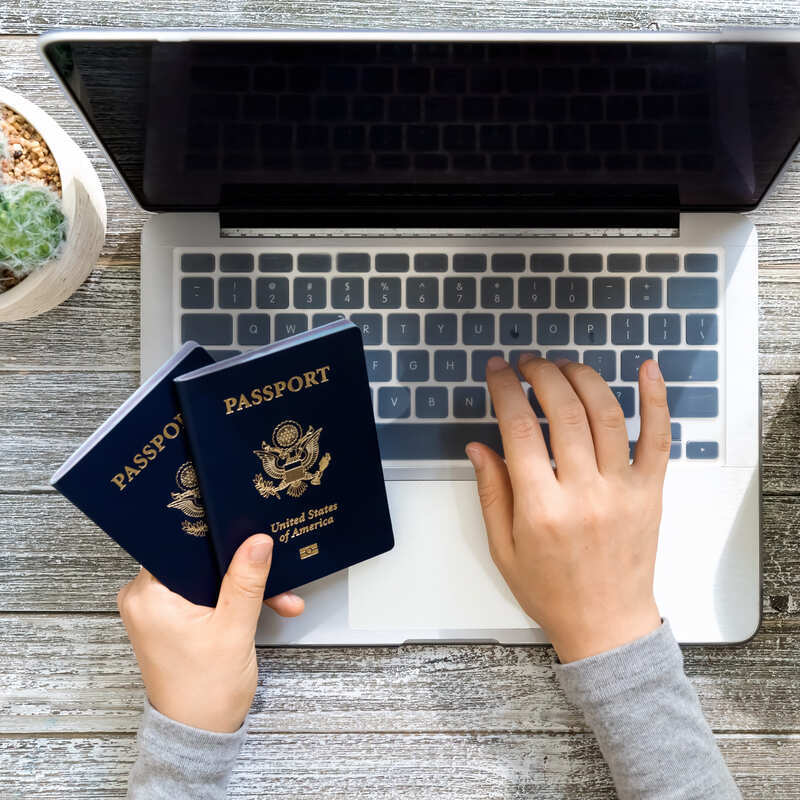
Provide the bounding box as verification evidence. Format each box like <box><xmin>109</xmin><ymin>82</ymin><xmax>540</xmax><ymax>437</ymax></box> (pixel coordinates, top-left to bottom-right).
<box><xmin>0</xmin><ymin>87</ymin><xmax>106</xmax><ymax>322</ymax></box>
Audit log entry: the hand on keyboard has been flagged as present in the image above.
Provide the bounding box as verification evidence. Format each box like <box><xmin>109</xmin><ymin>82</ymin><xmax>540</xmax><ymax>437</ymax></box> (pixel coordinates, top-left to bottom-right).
<box><xmin>466</xmin><ymin>354</ymin><xmax>668</xmax><ymax>663</ymax></box>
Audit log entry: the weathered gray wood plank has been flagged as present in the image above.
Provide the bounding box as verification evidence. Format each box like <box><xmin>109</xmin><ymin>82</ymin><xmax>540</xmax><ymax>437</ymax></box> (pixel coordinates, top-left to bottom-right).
<box><xmin>3</xmin><ymin>614</ymin><xmax>800</xmax><ymax>736</ymax></box>
<box><xmin>3</xmin><ymin>731</ymin><xmax>800</xmax><ymax>799</ymax></box>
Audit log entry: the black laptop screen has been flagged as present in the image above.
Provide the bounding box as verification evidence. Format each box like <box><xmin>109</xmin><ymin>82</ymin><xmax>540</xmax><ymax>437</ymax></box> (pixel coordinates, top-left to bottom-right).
<box><xmin>43</xmin><ymin>37</ymin><xmax>800</xmax><ymax>218</ymax></box>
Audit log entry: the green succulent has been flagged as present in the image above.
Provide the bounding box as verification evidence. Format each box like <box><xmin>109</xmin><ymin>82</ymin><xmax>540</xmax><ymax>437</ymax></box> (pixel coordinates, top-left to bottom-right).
<box><xmin>0</xmin><ymin>181</ymin><xmax>66</xmax><ymax>277</ymax></box>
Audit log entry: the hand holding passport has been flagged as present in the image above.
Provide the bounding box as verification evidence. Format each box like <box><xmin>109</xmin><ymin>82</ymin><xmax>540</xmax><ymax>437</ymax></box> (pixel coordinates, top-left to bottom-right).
<box><xmin>51</xmin><ymin>320</ymin><xmax>395</xmax><ymax>608</ymax></box>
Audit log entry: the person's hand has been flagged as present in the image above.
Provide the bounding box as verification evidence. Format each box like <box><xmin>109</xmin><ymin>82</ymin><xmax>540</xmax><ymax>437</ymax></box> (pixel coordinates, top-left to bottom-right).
<box><xmin>117</xmin><ymin>534</ymin><xmax>303</xmax><ymax>732</ymax></box>
<box><xmin>467</xmin><ymin>355</ymin><xmax>669</xmax><ymax>664</ymax></box>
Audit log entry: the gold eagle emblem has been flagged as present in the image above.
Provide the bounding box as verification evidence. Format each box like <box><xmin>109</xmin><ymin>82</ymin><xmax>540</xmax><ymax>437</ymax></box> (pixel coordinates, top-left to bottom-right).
<box><xmin>253</xmin><ymin>419</ymin><xmax>331</xmax><ymax>499</ymax></box>
<box><xmin>166</xmin><ymin>461</ymin><xmax>208</xmax><ymax>537</ymax></box>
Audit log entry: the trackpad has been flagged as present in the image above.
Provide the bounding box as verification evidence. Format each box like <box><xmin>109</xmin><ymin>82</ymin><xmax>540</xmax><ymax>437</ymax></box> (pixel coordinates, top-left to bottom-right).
<box><xmin>348</xmin><ymin>481</ymin><xmax>536</xmax><ymax>630</ymax></box>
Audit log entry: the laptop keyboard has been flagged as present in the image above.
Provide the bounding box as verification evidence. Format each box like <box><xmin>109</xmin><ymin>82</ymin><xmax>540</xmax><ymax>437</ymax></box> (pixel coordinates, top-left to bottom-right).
<box><xmin>176</xmin><ymin>246</ymin><xmax>722</xmax><ymax>463</ymax></box>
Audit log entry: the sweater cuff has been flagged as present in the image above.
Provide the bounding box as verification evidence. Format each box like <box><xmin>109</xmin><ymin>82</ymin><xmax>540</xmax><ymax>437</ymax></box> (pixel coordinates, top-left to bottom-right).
<box><xmin>137</xmin><ymin>698</ymin><xmax>248</xmax><ymax>780</ymax></box>
<box><xmin>553</xmin><ymin>620</ymin><xmax>683</xmax><ymax>708</ymax></box>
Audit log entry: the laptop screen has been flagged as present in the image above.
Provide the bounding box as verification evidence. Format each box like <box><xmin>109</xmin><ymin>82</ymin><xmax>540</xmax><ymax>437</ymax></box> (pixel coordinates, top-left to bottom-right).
<box><xmin>42</xmin><ymin>36</ymin><xmax>800</xmax><ymax>218</ymax></box>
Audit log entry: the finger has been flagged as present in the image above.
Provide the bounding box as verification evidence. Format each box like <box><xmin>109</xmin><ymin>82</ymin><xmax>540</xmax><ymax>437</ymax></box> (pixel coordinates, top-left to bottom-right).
<box><xmin>264</xmin><ymin>592</ymin><xmax>305</xmax><ymax>618</ymax></box>
<box><xmin>519</xmin><ymin>357</ymin><xmax>597</xmax><ymax>480</ymax></box>
<box><xmin>633</xmin><ymin>359</ymin><xmax>671</xmax><ymax>480</ymax></box>
<box><xmin>466</xmin><ymin>441</ymin><xmax>515</xmax><ymax>569</ymax></box>
<box><xmin>214</xmin><ymin>534</ymin><xmax>273</xmax><ymax>634</ymax></box>
<box><xmin>558</xmin><ymin>361</ymin><xmax>630</xmax><ymax>476</ymax></box>
<box><xmin>484</xmin><ymin>356</ymin><xmax>554</xmax><ymax>486</ymax></box>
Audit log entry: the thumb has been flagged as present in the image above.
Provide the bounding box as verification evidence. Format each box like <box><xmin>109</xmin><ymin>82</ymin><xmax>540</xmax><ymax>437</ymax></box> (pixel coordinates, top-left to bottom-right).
<box><xmin>465</xmin><ymin>442</ymin><xmax>515</xmax><ymax>571</ymax></box>
<box><xmin>215</xmin><ymin>534</ymin><xmax>273</xmax><ymax>632</ymax></box>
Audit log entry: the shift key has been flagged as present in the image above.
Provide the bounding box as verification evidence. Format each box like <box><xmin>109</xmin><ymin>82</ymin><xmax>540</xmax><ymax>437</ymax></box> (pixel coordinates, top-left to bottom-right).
<box><xmin>666</xmin><ymin>386</ymin><xmax>718</xmax><ymax>418</ymax></box>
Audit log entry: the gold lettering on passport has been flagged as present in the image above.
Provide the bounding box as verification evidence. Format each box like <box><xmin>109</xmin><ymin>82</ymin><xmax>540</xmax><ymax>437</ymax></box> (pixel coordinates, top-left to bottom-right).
<box><xmin>110</xmin><ymin>413</ymin><xmax>186</xmax><ymax>491</ymax></box>
<box><xmin>272</xmin><ymin>503</ymin><xmax>339</xmax><ymax>544</ymax></box>
<box><xmin>299</xmin><ymin>542</ymin><xmax>319</xmax><ymax>560</ymax></box>
<box><xmin>165</xmin><ymin>461</ymin><xmax>209</xmax><ymax>537</ymax></box>
<box><xmin>253</xmin><ymin>420</ymin><xmax>331</xmax><ymax>499</ymax></box>
<box><xmin>223</xmin><ymin>364</ymin><xmax>332</xmax><ymax>416</ymax></box>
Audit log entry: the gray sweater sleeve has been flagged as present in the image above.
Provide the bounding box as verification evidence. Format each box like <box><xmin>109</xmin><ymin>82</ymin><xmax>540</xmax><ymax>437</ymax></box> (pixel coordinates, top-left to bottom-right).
<box><xmin>126</xmin><ymin>700</ymin><xmax>247</xmax><ymax>800</ymax></box>
<box><xmin>553</xmin><ymin>620</ymin><xmax>741</xmax><ymax>800</ymax></box>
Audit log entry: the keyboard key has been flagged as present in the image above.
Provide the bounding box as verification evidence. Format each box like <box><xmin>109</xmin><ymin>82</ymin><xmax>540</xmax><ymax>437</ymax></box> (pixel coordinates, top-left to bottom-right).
<box><xmin>376</xmin><ymin>422</ymin><xmax>503</xmax><ymax>459</ymax></box>
<box><xmin>397</xmin><ymin>350</ymin><xmax>430</xmax><ymax>382</ymax></box>
<box><xmin>376</xmin><ymin>253</ymin><xmax>410</xmax><ymax>273</ymax></box>
<box><xmin>685</xmin><ymin>253</ymin><xmax>718</xmax><ymax>273</ymax></box>
<box><xmin>406</xmin><ymin>278</ymin><xmax>439</xmax><ymax>309</ymax></box>
<box><xmin>670</xmin><ymin>442</ymin><xmax>681</xmax><ymax>459</ymax></box>
<box><xmin>649</xmin><ymin>314</ymin><xmax>681</xmax><ymax>345</ymax></box>
<box><xmin>499</xmin><ymin>313</ymin><xmax>533</xmax><ymax>345</ymax></box>
<box><xmin>220</xmin><ymin>253</ymin><xmax>254</xmax><ymax>273</ymax></box>
<box><xmin>454</xmin><ymin>387</ymin><xmax>486</xmax><ymax>418</ymax></box>
<box><xmin>612</xmin><ymin>313</ymin><xmax>644</xmax><ymax>345</ymax></box>
<box><xmin>658</xmin><ymin>351</ymin><xmax>718</xmax><ymax>381</ymax></box>
<box><xmin>621</xmin><ymin>350</ymin><xmax>653</xmax><ymax>381</ymax></box>
<box><xmin>611</xmin><ymin>386</ymin><xmax>635</xmax><ymax>417</ymax></box>
<box><xmin>219</xmin><ymin>277</ymin><xmax>251</xmax><ymax>309</ymax></box>
<box><xmin>583</xmin><ymin>350</ymin><xmax>616</xmax><ymax>381</ymax></box>
<box><xmin>686</xmin><ymin>441</ymin><xmax>719</xmax><ymax>459</ymax></box>
<box><xmin>667</xmin><ymin>387</ymin><xmax>718</xmax><ymax>417</ymax></box>
<box><xmin>256</xmin><ymin>277</ymin><xmax>289</xmax><ymax>309</ymax></box>
<box><xmin>378</xmin><ymin>387</ymin><xmax>411</xmax><ymax>419</ymax></box>
<box><xmin>574</xmin><ymin>314</ymin><xmax>607</xmax><ymax>345</ymax></box>
<box><xmin>481</xmin><ymin>277</ymin><xmax>514</xmax><ymax>308</ymax></box>
<box><xmin>537</xmin><ymin>314</ymin><xmax>570</xmax><ymax>345</ymax></box>
<box><xmin>671</xmin><ymin>423</ymin><xmax>682</xmax><ymax>441</ymax></box>
<box><xmin>492</xmin><ymin>253</ymin><xmax>525</xmax><ymax>272</ymax></box>
<box><xmin>238</xmin><ymin>313</ymin><xmax>269</xmax><ymax>345</ymax></box>
<box><xmin>510</xmin><ymin>349</ymin><xmax>541</xmax><ymax>378</ymax></box>
<box><xmin>337</xmin><ymin>252</ymin><xmax>370</xmax><ymax>272</ymax></box>
<box><xmin>415</xmin><ymin>253</ymin><xmax>447</xmax><ymax>272</ymax></box>
<box><xmin>350</xmin><ymin>313</ymin><xmax>382</xmax><ymax>345</ymax></box>
<box><xmin>555</xmin><ymin>277</ymin><xmax>588</xmax><ymax>308</ymax></box>
<box><xmin>181</xmin><ymin>278</ymin><xmax>213</xmax><ymax>309</ymax></box>
<box><xmin>630</xmin><ymin>277</ymin><xmax>662</xmax><ymax>308</ymax></box>
<box><xmin>181</xmin><ymin>313</ymin><xmax>233</xmax><ymax>345</ymax></box>
<box><xmin>462</xmin><ymin>313</ymin><xmax>494</xmax><ymax>345</ymax></box>
<box><xmin>293</xmin><ymin>277</ymin><xmax>326</xmax><ymax>309</ymax></box>
<box><xmin>208</xmin><ymin>349</ymin><xmax>240</xmax><ymax>361</ymax></box>
<box><xmin>331</xmin><ymin>277</ymin><xmax>364</xmax><ymax>309</ymax></box>
<box><xmin>435</xmin><ymin>350</ymin><xmax>467</xmax><ymax>381</ymax></box>
<box><xmin>646</xmin><ymin>253</ymin><xmax>679</xmax><ymax>272</ymax></box>
<box><xmin>453</xmin><ymin>253</ymin><xmax>487</xmax><ymax>272</ymax></box>
<box><xmin>415</xmin><ymin>387</ymin><xmax>448</xmax><ymax>418</ymax></box>
<box><xmin>181</xmin><ymin>253</ymin><xmax>214</xmax><ymax>272</ymax></box>
<box><xmin>546</xmin><ymin>349</ymin><xmax>579</xmax><ymax>363</ymax></box>
<box><xmin>472</xmin><ymin>349</ymin><xmax>504</xmax><ymax>381</ymax></box>
<box><xmin>425</xmin><ymin>314</ymin><xmax>458</xmax><ymax>345</ymax></box>
<box><xmin>369</xmin><ymin>278</ymin><xmax>402</xmax><ymax>308</ymax></box>
<box><xmin>593</xmin><ymin>277</ymin><xmax>625</xmax><ymax>309</ymax></box>
<box><xmin>607</xmin><ymin>253</ymin><xmax>641</xmax><ymax>272</ymax></box>
<box><xmin>297</xmin><ymin>253</ymin><xmax>331</xmax><ymax>272</ymax></box>
<box><xmin>518</xmin><ymin>277</ymin><xmax>551</xmax><ymax>308</ymax></box>
<box><xmin>444</xmin><ymin>277</ymin><xmax>477</xmax><ymax>309</ymax></box>
<box><xmin>667</xmin><ymin>277</ymin><xmax>717</xmax><ymax>309</ymax></box>
<box><xmin>365</xmin><ymin>350</ymin><xmax>392</xmax><ymax>382</ymax></box>
<box><xmin>312</xmin><ymin>313</ymin><xmax>346</xmax><ymax>328</ymax></box>
<box><xmin>686</xmin><ymin>313</ymin><xmax>718</xmax><ymax>345</ymax></box>
<box><xmin>388</xmin><ymin>314</ymin><xmax>420</xmax><ymax>345</ymax></box>
<box><xmin>258</xmin><ymin>253</ymin><xmax>292</xmax><ymax>272</ymax></box>
<box><xmin>531</xmin><ymin>253</ymin><xmax>564</xmax><ymax>272</ymax></box>
<box><xmin>569</xmin><ymin>253</ymin><xmax>602</xmax><ymax>272</ymax></box>
<box><xmin>274</xmin><ymin>313</ymin><xmax>308</xmax><ymax>340</ymax></box>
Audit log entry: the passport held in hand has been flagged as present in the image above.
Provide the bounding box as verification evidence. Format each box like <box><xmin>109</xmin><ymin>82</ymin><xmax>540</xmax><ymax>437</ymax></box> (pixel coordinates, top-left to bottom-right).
<box><xmin>175</xmin><ymin>319</ymin><xmax>395</xmax><ymax>598</ymax></box>
<box><xmin>50</xmin><ymin>342</ymin><xmax>222</xmax><ymax>606</ymax></box>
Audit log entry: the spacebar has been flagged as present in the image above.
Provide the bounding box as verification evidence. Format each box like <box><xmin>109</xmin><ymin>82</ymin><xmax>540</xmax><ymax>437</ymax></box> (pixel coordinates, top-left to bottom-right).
<box><xmin>376</xmin><ymin>423</ymin><xmax>503</xmax><ymax>460</ymax></box>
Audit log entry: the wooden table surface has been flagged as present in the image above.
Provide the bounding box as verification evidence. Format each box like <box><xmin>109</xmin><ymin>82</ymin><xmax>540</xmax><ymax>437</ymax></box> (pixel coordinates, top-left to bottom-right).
<box><xmin>1</xmin><ymin>4</ymin><xmax>800</xmax><ymax>797</ymax></box>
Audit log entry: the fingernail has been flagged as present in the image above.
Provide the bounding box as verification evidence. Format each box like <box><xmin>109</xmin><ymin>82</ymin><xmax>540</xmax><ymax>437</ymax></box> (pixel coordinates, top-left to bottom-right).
<box><xmin>249</xmin><ymin>535</ymin><xmax>273</xmax><ymax>564</ymax></box>
<box><xmin>486</xmin><ymin>356</ymin><xmax>508</xmax><ymax>372</ymax></box>
<box><xmin>555</xmin><ymin>358</ymin><xmax>571</xmax><ymax>367</ymax></box>
<box><xmin>644</xmin><ymin>360</ymin><xmax>662</xmax><ymax>380</ymax></box>
<box><xmin>465</xmin><ymin>444</ymin><xmax>483</xmax><ymax>468</ymax></box>
<box><xmin>517</xmin><ymin>351</ymin><xmax>536</xmax><ymax>366</ymax></box>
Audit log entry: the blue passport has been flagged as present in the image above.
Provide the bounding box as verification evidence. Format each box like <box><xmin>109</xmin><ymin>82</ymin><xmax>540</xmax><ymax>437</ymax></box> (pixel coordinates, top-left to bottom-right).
<box><xmin>50</xmin><ymin>342</ymin><xmax>221</xmax><ymax>606</ymax></box>
<box><xmin>175</xmin><ymin>319</ymin><xmax>394</xmax><ymax>597</ymax></box>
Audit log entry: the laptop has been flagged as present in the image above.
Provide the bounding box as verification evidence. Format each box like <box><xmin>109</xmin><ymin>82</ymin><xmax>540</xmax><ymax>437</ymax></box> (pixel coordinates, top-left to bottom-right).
<box><xmin>40</xmin><ymin>29</ymin><xmax>800</xmax><ymax>645</ymax></box>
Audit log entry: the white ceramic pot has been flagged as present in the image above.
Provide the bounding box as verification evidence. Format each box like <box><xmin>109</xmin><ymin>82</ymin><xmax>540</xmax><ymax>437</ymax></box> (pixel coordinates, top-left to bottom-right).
<box><xmin>0</xmin><ymin>87</ymin><xmax>106</xmax><ymax>322</ymax></box>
